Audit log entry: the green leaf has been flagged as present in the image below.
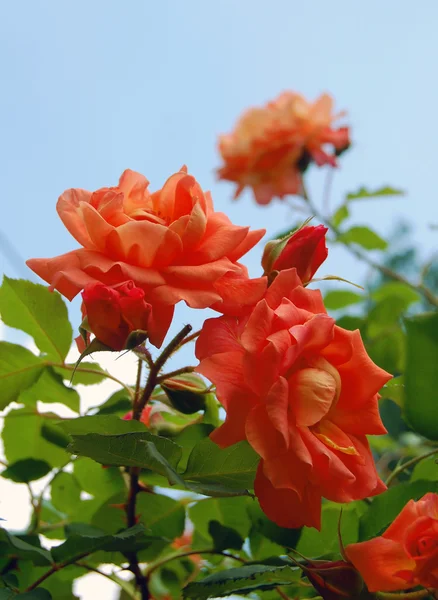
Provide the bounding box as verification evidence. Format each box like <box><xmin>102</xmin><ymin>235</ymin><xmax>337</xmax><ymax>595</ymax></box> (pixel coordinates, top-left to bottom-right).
<box><xmin>182</xmin><ymin>564</ymin><xmax>300</xmax><ymax>599</ymax></box>
<box><xmin>40</xmin><ymin>422</ymin><xmax>71</xmax><ymax>449</ymax></box>
<box><xmin>379</xmin><ymin>377</ymin><xmax>404</xmax><ymax>408</ymax></box>
<box><xmin>247</xmin><ymin>502</ymin><xmax>301</xmax><ymax>549</ymax></box>
<box><xmin>94</xmin><ymin>390</ymin><xmax>132</xmax><ymax>416</ymax></box>
<box><xmin>2</xmin><ymin>409</ymin><xmax>70</xmax><ymax>468</ymax></box>
<box><xmin>0</xmin><ymin>277</ymin><xmax>72</xmax><ymax>361</ymax></box>
<box><xmin>297</xmin><ymin>502</ymin><xmax>362</xmax><ymax>557</ymax></box>
<box><xmin>51</xmin><ymin>523</ymin><xmax>148</xmax><ymax>563</ymax></box>
<box><xmin>184</xmin><ymin>438</ymin><xmax>259</xmax><ymax>489</ymax></box>
<box><xmin>324</xmin><ymin>290</ymin><xmax>363</xmax><ymax>310</ymax></box>
<box><xmin>0</xmin><ymin>590</ymin><xmax>14</xmax><ymax>600</ymax></box>
<box><xmin>53</xmin><ymin>362</ymin><xmax>107</xmax><ymax>386</ymax></box>
<box><xmin>20</xmin><ymin>367</ymin><xmax>80</xmax><ymax>412</ymax></box>
<box><xmin>411</xmin><ymin>455</ymin><xmax>438</xmax><ymax>482</ymax></box>
<box><xmin>359</xmin><ymin>479</ymin><xmax>438</xmax><ymax>540</ymax></box>
<box><xmin>51</xmin><ymin>472</ymin><xmax>81</xmax><ymax>514</ymax></box>
<box><xmin>67</xmin><ymin>431</ymin><xmax>182</xmax><ymax>479</ymax></box>
<box><xmin>58</xmin><ymin>415</ymin><xmax>146</xmax><ymax>436</ymax></box>
<box><xmin>372</xmin><ymin>282</ymin><xmax>420</xmax><ymax>306</ymax></box>
<box><xmin>0</xmin><ymin>528</ymin><xmax>52</xmax><ymax>566</ymax></box>
<box><xmin>174</xmin><ymin>424</ymin><xmax>215</xmax><ymax>472</ymax></box>
<box><xmin>73</xmin><ymin>457</ymin><xmax>125</xmax><ymax>500</ymax></box>
<box><xmin>338</xmin><ymin>226</ymin><xmax>387</xmax><ymax>250</ymax></box>
<box><xmin>0</xmin><ymin>342</ymin><xmax>44</xmax><ymax>409</ymax></box>
<box><xmin>331</xmin><ymin>204</ymin><xmax>349</xmax><ymax>228</ymax></box>
<box><xmin>1</xmin><ymin>459</ymin><xmax>51</xmax><ymax>483</ymax></box>
<box><xmin>346</xmin><ymin>186</ymin><xmax>404</xmax><ymax>201</ymax></box>
<box><xmin>136</xmin><ymin>494</ymin><xmax>185</xmax><ymax>539</ymax></box>
<box><xmin>208</xmin><ymin>520</ymin><xmax>244</xmax><ymax>551</ymax></box>
<box><xmin>189</xmin><ymin>497</ymin><xmax>251</xmax><ymax>541</ymax></box>
<box><xmin>404</xmin><ymin>313</ymin><xmax>438</xmax><ymax>440</ymax></box>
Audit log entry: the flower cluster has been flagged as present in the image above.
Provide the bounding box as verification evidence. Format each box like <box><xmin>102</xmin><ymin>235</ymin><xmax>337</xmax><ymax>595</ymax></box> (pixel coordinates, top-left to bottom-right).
<box><xmin>218</xmin><ymin>92</ymin><xmax>350</xmax><ymax>205</ymax></box>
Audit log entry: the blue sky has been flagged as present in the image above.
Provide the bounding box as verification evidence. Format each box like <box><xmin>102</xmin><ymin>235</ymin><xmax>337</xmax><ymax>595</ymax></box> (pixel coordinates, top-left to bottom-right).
<box><xmin>0</xmin><ymin>1</ymin><xmax>437</xmax><ymax>596</ymax></box>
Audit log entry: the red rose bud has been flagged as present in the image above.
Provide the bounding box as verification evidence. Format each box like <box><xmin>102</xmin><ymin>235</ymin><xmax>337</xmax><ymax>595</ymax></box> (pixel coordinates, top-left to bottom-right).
<box><xmin>262</xmin><ymin>224</ymin><xmax>328</xmax><ymax>283</ymax></box>
<box><xmin>81</xmin><ymin>281</ymin><xmax>151</xmax><ymax>351</ymax></box>
<box><xmin>161</xmin><ymin>372</ymin><xmax>209</xmax><ymax>414</ymax></box>
<box><xmin>302</xmin><ymin>560</ymin><xmax>365</xmax><ymax>599</ymax></box>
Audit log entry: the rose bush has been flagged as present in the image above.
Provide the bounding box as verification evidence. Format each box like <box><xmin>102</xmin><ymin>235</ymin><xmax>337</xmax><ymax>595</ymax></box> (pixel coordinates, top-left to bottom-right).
<box><xmin>27</xmin><ymin>167</ymin><xmax>265</xmax><ymax>347</ymax></box>
<box><xmin>196</xmin><ymin>268</ymin><xmax>391</xmax><ymax>529</ymax></box>
<box><xmin>346</xmin><ymin>492</ymin><xmax>438</xmax><ymax>591</ymax></box>
<box><xmin>217</xmin><ymin>92</ymin><xmax>350</xmax><ymax>205</ymax></box>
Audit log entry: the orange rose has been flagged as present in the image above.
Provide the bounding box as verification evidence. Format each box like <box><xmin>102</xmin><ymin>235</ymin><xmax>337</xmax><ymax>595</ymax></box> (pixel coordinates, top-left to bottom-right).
<box><xmin>196</xmin><ymin>269</ymin><xmax>390</xmax><ymax>529</ymax></box>
<box><xmin>346</xmin><ymin>493</ymin><xmax>438</xmax><ymax>592</ymax></box>
<box><xmin>218</xmin><ymin>92</ymin><xmax>350</xmax><ymax>205</ymax></box>
<box><xmin>27</xmin><ymin>168</ymin><xmax>266</xmax><ymax>347</ymax></box>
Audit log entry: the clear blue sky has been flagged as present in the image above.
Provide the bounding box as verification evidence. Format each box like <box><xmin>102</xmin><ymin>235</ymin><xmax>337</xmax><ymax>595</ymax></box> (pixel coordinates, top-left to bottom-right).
<box><xmin>0</xmin><ymin>3</ymin><xmax>437</xmax><ymax>597</ymax></box>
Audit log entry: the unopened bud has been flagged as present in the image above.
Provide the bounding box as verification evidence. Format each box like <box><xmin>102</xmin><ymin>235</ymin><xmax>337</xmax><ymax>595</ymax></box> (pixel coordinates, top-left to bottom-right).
<box><xmin>161</xmin><ymin>373</ymin><xmax>209</xmax><ymax>415</ymax></box>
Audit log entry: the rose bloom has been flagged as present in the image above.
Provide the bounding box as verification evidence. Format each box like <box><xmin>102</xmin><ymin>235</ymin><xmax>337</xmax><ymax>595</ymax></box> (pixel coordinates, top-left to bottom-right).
<box><xmin>218</xmin><ymin>92</ymin><xmax>350</xmax><ymax>205</ymax></box>
<box><xmin>27</xmin><ymin>168</ymin><xmax>265</xmax><ymax>347</ymax></box>
<box><xmin>196</xmin><ymin>269</ymin><xmax>391</xmax><ymax>529</ymax></box>
<box><xmin>346</xmin><ymin>493</ymin><xmax>438</xmax><ymax>592</ymax></box>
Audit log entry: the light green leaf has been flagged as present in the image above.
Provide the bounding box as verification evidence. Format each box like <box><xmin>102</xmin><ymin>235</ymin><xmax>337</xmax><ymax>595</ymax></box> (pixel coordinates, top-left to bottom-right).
<box><xmin>0</xmin><ymin>342</ymin><xmax>44</xmax><ymax>409</ymax></box>
<box><xmin>372</xmin><ymin>282</ymin><xmax>421</xmax><ymax>306</ymax></box>
<box><xmin>324</xmin><ymin>290</ymin><xmax>363</xmax><ymax>310</ymax></box>
<box><xmin>73</xmin><ymin>457</ymin><xmax>125</xmax><ymax>500</ymax></box>
<box><xmin>411</xmin><ymin>455</ymin><xmax>438</xmax><ymax>482</ymax></box>
<box><xmin>0</xmin><ymin>277</ymin><xmax>72</xmax><ymax>361</ymax></box>
<box><xmin>332</xmin><ymin>204</ymin><xmax>349</xmax><ymax>228</ymax></box>
<box><xmin>94</xmin><ymin>390</ymin><xmax>132</xmax><ymax>416</ymax></box>
<box><xmin>189</xmin><ymin>497</ymin><xmax>251</xmax><ymax>541</ymax></box>
<box><xmin>20</xmin><ymin>367</ymin><xmax>80</xmax><ymax>412</ymax></box>
<box><xmin>1</xmin><ymin>459</ymin><xmax>51</xmax><ymax>483</ymax></box>
<box><xmin>338</xmin><ymin>226</ymin><xmax>387</xmax><ymax>250</ymax></box>
<box><xmin>404</xmin><ymin>313</ymin><xmax>438</xmax><ymax>440</ymax></box>
<box><xmin>136</xmin><ymin>494</ymin><xmax>185</xmax><ymax>539</ymax></box>
<box><xmin>174</xmin><ymin>424</ymin><xmax>215</xmax><ymax>472</ymax></box>
<box><xmin>0</xmin><ymin>528</ymin><xmax>52</xmax><ymax>566</ymax></box>
<box><xmin>182</xmin><ymin>564</ymin><xmax>300</xmax><ymax>599</ymax></box>
<box><xmin>51</xmin><ymin>472</ymin><xmax>81</xmax><ymax>514</ymax></box>
<box><xmin>2</xmin><ymin>409</ymin><xmax>70</xmax><ymax>468</ymax></box>
<box><xmin>184</xmin><ymin>438</ymin><xmax>259</xmax><ymax>489</ymax></box>
<box><xmin>346</xmin><ymin>186</ymin><xmax>404</xmax><ymax>201</ymax></box>
<box><xmin>53</xmin><ymin>362</ymin><xmax>107</xmax><ymax>386</ymax></box>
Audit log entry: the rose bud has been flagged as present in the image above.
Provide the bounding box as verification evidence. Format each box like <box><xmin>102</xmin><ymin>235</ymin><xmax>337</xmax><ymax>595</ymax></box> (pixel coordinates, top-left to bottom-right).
<box><xmin>302</xmin><ymin>560</ymin><xmax>365</xmax><ymax>599</ymax></box>
<box><xmin>161</xmin><ymin>373</ymin><xmax>210</xmax><ymax>415</ymax></box>
<box><xmin>81</xmin><ymin>281</ymin><xmax>151</xmax><ymax>351</ymax></box>
<box><xmin>262</xmin><ymin>224</ymin><xmax>328</xmax><ymax>283</ymax></box>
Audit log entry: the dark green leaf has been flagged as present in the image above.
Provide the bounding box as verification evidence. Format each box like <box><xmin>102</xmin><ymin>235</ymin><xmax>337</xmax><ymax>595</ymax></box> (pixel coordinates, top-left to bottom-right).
<box><xmin>40</xmin><ymin>422</ymin><xmax>71</xmax><ymax>449</ymax></box>
<box><xmin>20</xmin><ymin>367</ymin><xmax>80</xmax><ymax>412</ymax></box>
<box><xmin>51</xmin><ymin>523</ymin><xmax>148</xmax><ymax>562</ymax></box>
<box><xmin>324</xmin><ymin>290</ymin><xmax>363</xmax><ymax>310</ymax></box>
<box><xmin>338</xmin><ymin>226</ymin><xmax>387</xmax><ymax>250</ymax></box>
<box><xmin>359</xmin><ymin>479</ymin><xmax>438</xmax><ymax>540</ymax></box>
<box><xmin>53</xmin><ymin>363</ymin><xmax>107</xmax><ymax>386</ymax></box>
<box><xmin>404</xmin><ymin>313</ymin><xmax>438</xmax><ymax>440</ymax></box>
<box><xmin>73</xmin><ymin>458</ymin><xmax>125</xmax><ymax>500</ymax></box>
<box><xmin>58</xmin><ymin>415</ymin><xmax>146</xmax><ymax>436</ymax></box>
<box><xmin>208</xmin><ymin>520</ymin><xmax>243</xmax><ymax>551</ymax></box>
<box><xmin>184</xmin><ymin>438</ymin><xmax>259</xmax><ymax>489</ymax></box>
<box><xmin>0</xmin><ymin>528</ymin><xmax>52</xmax><ymax>565</ymax></box>
<box><xmin>0</xmin><ymin>342</ymin><xmax>44</xmax><ymax>409</ymax></box>
<box><xmin>189</xmin><ymin>497</ymin><xmax>251</xmax><ymax>541</ymax></box>
<box><xmin>1</xmin><ymin>459</ymin><xmax>51</xmax><ymax>483</ymax></box>
<box><xmin>173</xmin><ymin>424</ymin><xmax>215</xmax><ymax>472</ymax></box>
<box><xmin>0</xmin><ymin>277</ymin><xmax>72</xmax><ymax>361</ymax></box>
<box><xmin>2</xmin><ymin>409</ymin><xmax>69</xmax><ymax>468</ymax></box>
<box><xmin>0</xmin><ymin>590</ymin><xmax>15</xmax><ymax>600</ymax></box>
<box><xmin>182</xmin><ymin>564</ymin><xmax>300</xmax><ymax>599</ymax></box>
<box><xmin>247</xmin><ymin>503</ymin><xmax>301</xmax><ymax>549</ymax></box>
<box><xmin>16</xmin><ymin>591</ymin><xmax>53</xmax><ymax>600</ymax></box>
<box><xmin>346</xmin><ymin>186</ymin><xmax>404</xmax><ymax>201</ymax></box>
<box><xmin>331</xmin><ymin>204</ymin><xmax>349</xmax><ymax>228</ymax></box>
<box><xmin>51</xmin><ymin>472</ymin><xmax>81</xmax><ymax>514</ymax></box>
<box><xmin>68</xmin><ymin>431</ymin><xmax>182</xmax><ymax>479</ymax></box>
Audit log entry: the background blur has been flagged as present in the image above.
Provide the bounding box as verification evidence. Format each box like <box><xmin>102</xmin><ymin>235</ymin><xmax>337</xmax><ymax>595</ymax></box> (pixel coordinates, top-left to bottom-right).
<box><xmin>1</xmin><ymin>1</ymin><xmax>437</xmax><ymax>597</ymax></box>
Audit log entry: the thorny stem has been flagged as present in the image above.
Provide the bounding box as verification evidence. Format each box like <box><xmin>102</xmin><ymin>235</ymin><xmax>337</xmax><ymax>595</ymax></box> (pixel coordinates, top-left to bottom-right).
<box><xmin>302</xmin><ymin>185</ymin><xmax>438</xmax><ymax>308</ymax></box>
<box><xmin>156</xmin><ymin>365</ymin><xmax>195</xmax><ymax>383</ymax></box>
<box><xmin>176</xmin><ymin>328</ymin><xmax>201</xmax><ymax>349</ymax></box>
<box><xmin>385</xmin><ymin>448</ymin><xmax>438</xmax><ymax>486</ymax></box>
